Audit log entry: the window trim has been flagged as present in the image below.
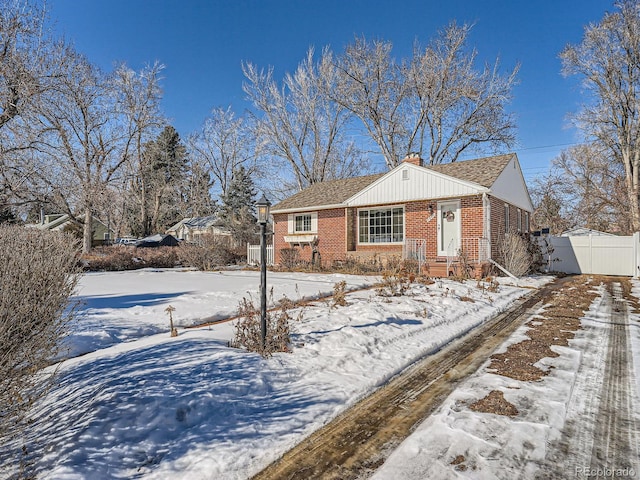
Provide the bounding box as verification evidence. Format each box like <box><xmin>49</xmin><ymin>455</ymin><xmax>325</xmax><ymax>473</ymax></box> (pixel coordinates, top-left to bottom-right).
<box><xmin>294</xmin><ymin>213</ymin><xmax>312</xmax><ymax>233</ymax></box>
<box><xmin>288</xmin><ymin>212</ymin><xmax>318</xmax><ymax>234</ymax></box>
<box><xmin>504</xmin><ymin>203</ymin><xmax>510</xmax><ymax>233</ymax></box>
<box><xmin>357</xmin><ymin>205</ymin><xmax>405</xmax><ymax>245</ymax></box>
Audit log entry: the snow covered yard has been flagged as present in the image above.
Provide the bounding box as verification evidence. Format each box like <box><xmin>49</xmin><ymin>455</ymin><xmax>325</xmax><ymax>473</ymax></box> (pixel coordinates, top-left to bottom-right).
<box><xmin>3</xmin><ymin>268</ymin><xmax>550</xmax><ymax>479</ymax></box>
<box><xmin>372</xmin><ymin>277</ymin><xmax>640</xmax><ymax>480</ymax></box>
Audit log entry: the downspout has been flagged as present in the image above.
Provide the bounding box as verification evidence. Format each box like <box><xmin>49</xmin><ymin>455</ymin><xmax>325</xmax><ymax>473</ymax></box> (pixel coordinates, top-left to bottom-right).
<box><xmin>483</xmin><ymin>193</ymin><xmax>491</xmax><ymax>259</ymax></box>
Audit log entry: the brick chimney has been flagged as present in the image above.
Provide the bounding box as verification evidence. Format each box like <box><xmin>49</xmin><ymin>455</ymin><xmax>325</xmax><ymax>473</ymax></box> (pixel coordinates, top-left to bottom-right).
<box><xmin>402</xmin><ymin>152</ymin><xmax>423</xmax><ymax>167</ymax></box>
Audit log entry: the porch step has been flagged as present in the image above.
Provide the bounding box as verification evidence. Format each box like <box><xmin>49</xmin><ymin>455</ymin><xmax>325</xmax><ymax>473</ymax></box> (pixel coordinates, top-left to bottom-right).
<box><xmin>423</xmin><ymin>261</ymin><xmax>490</xmax><ymax>279</ymax></box>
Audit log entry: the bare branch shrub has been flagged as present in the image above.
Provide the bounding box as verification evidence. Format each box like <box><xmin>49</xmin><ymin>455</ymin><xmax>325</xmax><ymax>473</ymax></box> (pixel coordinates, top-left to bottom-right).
<box><xmin>177</xmin><ymin>234</ymin><xmax>239</xmax><ymax>271</ymax></box>
<box><xmin>376</xmin><ymin>267</ymin><xmax>413</xmax><ymax>297</ymax></box>
<box><xmin>332</xmin><ymin>280</ymin><xmax>348</xmax><ymax>307</ymax></box>
<box><xmin>279</xmin><ymin>248</ymin><xmax>300</xmax><ymax>270</ymax></box>
<box><xmin>0</xmin><ymin>225</ymin><xmax>80</xmax><ymax>448</ymax></box>
<box><xmin>497</xmin><ymin>233</ymin><xmax>533</xmax><ymax>277</ymax></box>
<box><xmin>231</xmin><ymin>295</ymin><xmax>297</xmax><ymax>357</ymax></box>
<box><xmin>81</xmin><ymin>246</ymin><xmax>179</xmax><ymax>271</ymax></box>
<box><xmin>454</xmin><ymin>247</ymin><xmax>474</xmax><ymax>280</ymax></box>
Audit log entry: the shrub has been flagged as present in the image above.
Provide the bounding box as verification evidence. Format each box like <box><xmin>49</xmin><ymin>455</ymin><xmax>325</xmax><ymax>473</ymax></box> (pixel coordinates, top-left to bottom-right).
<box><xmin>230</xmin><ymin>295</ymin><xmax>297</xmax><ymax>357</ymax></box>
<box><xmin>0</xmin><ymin>225</ymin><xmax>81</xmax><ymax>457</ymax></box>
<box><xmin>177</xmin><ymin>234</ymin><xmax>240</xmax><ymax>271</ymax></box>
<box><xmin>497</xmin><ymin>232</ymin><xmax>533</xmax><ymax>277</ymax></box>
<box><xmin>81</xmin><ymin>246</ymin><xmax>179</xmax><ymax>271</ymax></box>
<box><xmin>332</xmin><ymin>280</ymin><xmax>348</xmax><ymax>307</ymax></box>
<box><xmin>279</xmin><ymin>248</ymin><xmax>300</xmax><ymax>270</ymax></box>
<box><xmin>376</xmin><ymin>266</ymin><xmax>413</xmax><ymax>297</ymax></box>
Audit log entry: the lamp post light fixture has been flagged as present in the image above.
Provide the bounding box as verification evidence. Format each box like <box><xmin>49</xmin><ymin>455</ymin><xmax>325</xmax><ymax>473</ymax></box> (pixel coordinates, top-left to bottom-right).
<box><xmin>256</xmin><ymin>194</ymin><xmax>271</xmax><ymax>350</ymax></box>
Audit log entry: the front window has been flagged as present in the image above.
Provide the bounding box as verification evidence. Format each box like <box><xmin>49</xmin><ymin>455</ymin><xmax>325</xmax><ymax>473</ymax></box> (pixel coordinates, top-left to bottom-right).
<box><xmin>358</xmin><ymin>207</ymin><xmax>404</xmax><ymax>243</ymax></box>
<box><xmin>294</xmin><ymin>214</ymin><xmax>312</xmax><ymax>233</ymax></box>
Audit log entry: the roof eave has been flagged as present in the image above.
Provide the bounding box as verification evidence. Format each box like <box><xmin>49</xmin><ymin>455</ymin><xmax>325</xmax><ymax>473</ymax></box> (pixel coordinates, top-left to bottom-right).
<box><xmin>271</xmin><ymin>203</ymin><xmax>346</xmax><ymax>215</ymax></box>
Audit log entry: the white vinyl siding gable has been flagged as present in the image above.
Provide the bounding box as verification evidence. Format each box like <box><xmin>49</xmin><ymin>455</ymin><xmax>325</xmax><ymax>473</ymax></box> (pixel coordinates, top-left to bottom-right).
<box><xmin>490</xmin><ymin>156</ymin><xmax>534</xmax><ymax>212</ymax></box>
<box><xmin>346</xmin><ymin>164</ymin><xmax>487</xmax><ymax>207</ymax></box>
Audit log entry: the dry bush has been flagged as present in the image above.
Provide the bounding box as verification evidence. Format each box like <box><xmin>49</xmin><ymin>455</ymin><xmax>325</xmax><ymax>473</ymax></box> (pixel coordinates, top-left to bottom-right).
<box><xmin>178</xmin><ymin>234</ymin><xmax>239</xmax><ymax>271</ymax></box>
<box><xmin>376</xmin><ymin>266</ymin><xmax>413</xmax><ymax>297</ymax></box>
<box><xmin>332</xmin><ymin>280</ymin><xmax>348</xmax><ymax>307</ymax></box>
<box><xmin>231</xmin><ymin>295</ymin><xmax>298</xmax><ymax>357</ymax></box>
<box><xmin>81</xmin><ymin>246</ymin><xmax>179</xmax><ymax>271</ymax></box>
<box><xmin>279</xmin><ymin>248</ymin><xmax>300</xmax><ymax>270</ymax></box>
<box><xmin>0</xmin><ymin>225</ymin><xmax>81</xmax><ymax>449</ymax></box>
<box><xmin>497</xmin><ymin>232</ymin><xmax>532</xmax><ymax>277</ymax></box>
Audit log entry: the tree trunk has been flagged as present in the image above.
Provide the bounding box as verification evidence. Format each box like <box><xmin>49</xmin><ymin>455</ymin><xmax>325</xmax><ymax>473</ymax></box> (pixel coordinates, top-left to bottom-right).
<box><xmin>83</xmin><ymin>207</ymin><xmax>93</xmax><ymax>253</ymax></box>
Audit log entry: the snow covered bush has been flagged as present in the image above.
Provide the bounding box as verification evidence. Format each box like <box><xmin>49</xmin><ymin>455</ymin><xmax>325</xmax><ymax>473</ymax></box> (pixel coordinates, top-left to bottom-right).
<box><xmin>0</xmin><ymin>225</ymin><xmax>80</xmax><ymax>453</ymax></box>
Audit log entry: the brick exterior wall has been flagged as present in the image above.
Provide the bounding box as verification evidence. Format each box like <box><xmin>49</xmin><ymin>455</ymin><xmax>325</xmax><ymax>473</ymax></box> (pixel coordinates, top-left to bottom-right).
<box><xmin>489</xmin><ymin>196</ymin><xmax>530</xmax><ymax>259</ymax></box>
<box><xmin>273</xmin><ymin>195</ymin><xmax>529</xmax><ymax>266</ymax></box>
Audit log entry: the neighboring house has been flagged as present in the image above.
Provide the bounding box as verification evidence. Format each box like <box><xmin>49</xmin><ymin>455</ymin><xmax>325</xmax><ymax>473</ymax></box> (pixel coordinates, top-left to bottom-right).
<box><xmin>166</xmin><ymin>215</ymin><xmax>230</xmax><ymax>243</ymax></box>
<box><xmin>33</xmin><ymin>214</ymin><xmax>114</xmax><ymax>246</ymax></box>
<box><xmin>271</xmin><ymin>153</ymin><xmax>533</xmax><ymax>277</ymax></box>
<box><xmin>560</xmin><ymin>227</ymin><xmax>615</xmax><ymax>237</ymax></box>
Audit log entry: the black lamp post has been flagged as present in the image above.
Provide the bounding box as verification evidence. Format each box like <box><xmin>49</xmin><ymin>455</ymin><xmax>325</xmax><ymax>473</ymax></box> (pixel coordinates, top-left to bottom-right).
<box><xmin>256</xmin><ymin>194</ymin><xmax>271</xmax><ymax>350</ymax></box>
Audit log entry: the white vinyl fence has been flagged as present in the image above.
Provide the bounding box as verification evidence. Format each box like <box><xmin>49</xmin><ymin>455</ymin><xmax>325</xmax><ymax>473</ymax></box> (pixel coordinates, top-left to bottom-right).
<box><xmin>538</xmin><ymin>232</ymin><xmax>640</xmax><ymax>277</ymax></box>
<box><xmin>247</xmin><ymin>244</ymin><xmax>274</xmax><ymax>266</ymax></box>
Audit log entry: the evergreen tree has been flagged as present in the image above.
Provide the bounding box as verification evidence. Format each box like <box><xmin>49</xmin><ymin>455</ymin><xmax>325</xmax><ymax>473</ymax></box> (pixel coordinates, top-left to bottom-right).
<box><xmin>219</xmin><ymin>166</ymin><xmax>258</xmax><ymax>245</ymax></box>
<box><xmin>129</xmin><ymin>125</ymin><xmax>188</xmax><ymax>236</ymax></box>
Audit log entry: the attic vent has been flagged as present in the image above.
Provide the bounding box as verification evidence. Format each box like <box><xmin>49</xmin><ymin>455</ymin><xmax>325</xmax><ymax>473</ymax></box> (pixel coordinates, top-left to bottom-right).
<box><xmin>402</xmin><ymin>169</ymin><xmax>409</xmax><ymax>180</ymax></box>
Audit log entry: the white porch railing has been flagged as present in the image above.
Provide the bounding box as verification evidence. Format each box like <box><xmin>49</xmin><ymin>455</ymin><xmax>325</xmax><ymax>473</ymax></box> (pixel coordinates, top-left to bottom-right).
<box><xmin>403</xmin><ymin>238</ymin><xmax>427</xmax><ymax>271</ymax></box>
<box><xmin>247</xmin><ymin>244</ymin><xmax>274</xmax><ymax>266</ymax></box>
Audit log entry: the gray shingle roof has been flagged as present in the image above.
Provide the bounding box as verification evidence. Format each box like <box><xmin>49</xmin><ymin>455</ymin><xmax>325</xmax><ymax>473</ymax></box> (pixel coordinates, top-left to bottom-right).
<box><xmin>271</xmin><ymin>153</ymin><xmax>516</xmax><ymax>212</ymax></box>
<box><xmin>271</xmin><ymin>174</ymin><xmax>384</xmax><ymax>212</ymax></box>
<box><xmin>425</xmin><ymin>153</ymin><xmax>515</xmax><ymax>188</ymax></box>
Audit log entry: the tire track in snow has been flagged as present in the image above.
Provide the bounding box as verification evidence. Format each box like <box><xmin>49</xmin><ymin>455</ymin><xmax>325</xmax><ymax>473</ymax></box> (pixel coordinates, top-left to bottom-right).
<box><xmin>589</xmin><ymin>283</ymin><xmax>639</xmax><ymax>474</ymax></box>
<box><xmin>537</xmin><ymin>280</ymin><xmax>640</xmax><ymax>479</ymax></box>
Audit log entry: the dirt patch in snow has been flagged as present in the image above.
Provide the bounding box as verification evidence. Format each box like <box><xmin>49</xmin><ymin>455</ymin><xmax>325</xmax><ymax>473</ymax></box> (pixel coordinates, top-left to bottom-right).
<box><xmin>486</xmin><ymin>276</ymin><xmax>600</xmax><ymax>382</ymax></box>
<box><xmin>469</xmin><ymin>390</ymin><xmax>519</xmax><ymax>417</ymax></box>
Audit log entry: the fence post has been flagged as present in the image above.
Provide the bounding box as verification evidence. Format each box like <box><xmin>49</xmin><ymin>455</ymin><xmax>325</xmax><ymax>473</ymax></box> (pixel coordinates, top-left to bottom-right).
<box><xmin>635</xmin><ymin>232</ymin><xmax>640</xmax><ymax>279</ymax></box>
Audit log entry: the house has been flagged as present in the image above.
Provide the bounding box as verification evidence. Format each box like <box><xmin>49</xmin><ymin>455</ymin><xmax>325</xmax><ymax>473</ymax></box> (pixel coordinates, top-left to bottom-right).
<box><xmin>166</xmin><ymin>215</ymin><xmax>230</xmax><ymax>243</ymax></box>
<box><xmin>33</xmin><ymin>214</ymin><xmax>114</xmax><ymax>246</ymax></box>
<box><xmin>270</xmin><ymin>153</ymin><xmax>533</xmax><ymax>277</ymax></box>
<box><xmin>560</xmin><ymin>227</ymin><xmax>615</xmax><ymax>237</ymax></box>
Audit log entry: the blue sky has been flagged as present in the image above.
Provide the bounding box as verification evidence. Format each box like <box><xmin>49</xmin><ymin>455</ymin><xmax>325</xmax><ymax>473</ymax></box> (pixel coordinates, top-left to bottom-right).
<box><xmin>50</xmin><ymin>0</ymin><xmax>616</xmax><ymax>181</ymax></box>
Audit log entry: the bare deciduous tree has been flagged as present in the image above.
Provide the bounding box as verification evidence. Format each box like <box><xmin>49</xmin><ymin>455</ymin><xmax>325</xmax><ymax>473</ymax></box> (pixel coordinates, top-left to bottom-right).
<box><xmin>28</xmin><ymin>52</ymin><xmax>128</xmax><ymax>252</ymax></box>
<box><xmin>332</xmin><ymin>23</ymin><xmax>518</xmax><ymax>168</ymax></box>
<box><xmin>188</xmin><ymin>106</ymin><xmax>256</xmax><ymax>197</ymax></box>
<box><xmin>113</xmin><ymin>62</ymin><xmax>166</xmax><ymax>236</ymax></box>
<box><xmin>530</xmin><ymin>168</ymin><xmax>575</xmax><ymax>234</ymax></box>
<box><xmin>0</xmin><ymin>0</ymin><xmax>61</xmax><ymax>130</ymax></box>
<box><xmin>243</xmin><ymin>48</ymin><xmax>365</xmax><ymax>193</ymax></box>
<box><xmin>406</xmin><ymin>22</ymin><xmax>519</xmax><ymax>165</ymax></box>
<box><xmin>561</xmin><ymin>0</ymin><xmax>640</xmax><ymax>231</ymax></box>
<box><xmin>552</xmin><ymin>144</ymin><xmax>630</xmax><ymax>233</ymax></box>
<box><xmin>0</xmin><ymin>225</ymin><xmax>80</xmax><ymax>462</ymax></box>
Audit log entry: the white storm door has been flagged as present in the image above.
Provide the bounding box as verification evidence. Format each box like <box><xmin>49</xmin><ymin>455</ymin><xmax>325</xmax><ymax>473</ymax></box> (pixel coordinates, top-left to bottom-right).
<box><xmin>437</xmin><ymin>200</ymin><xmax>461</xmax><ymax>256</ymax></box>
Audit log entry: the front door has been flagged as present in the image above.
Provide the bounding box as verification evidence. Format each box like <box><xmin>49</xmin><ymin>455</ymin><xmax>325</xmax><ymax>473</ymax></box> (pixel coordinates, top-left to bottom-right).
<box><xmin>437</xmin><ymin>200</ymin><xmax>461</xmax><ymax>257</ymax></box>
